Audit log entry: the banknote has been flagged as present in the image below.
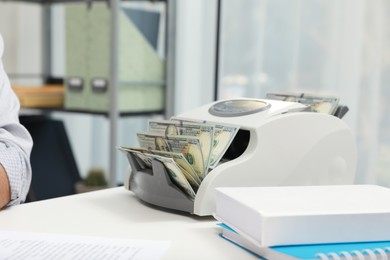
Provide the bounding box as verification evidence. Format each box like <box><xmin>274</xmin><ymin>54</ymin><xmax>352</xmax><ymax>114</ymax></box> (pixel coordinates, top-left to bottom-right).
<box><xmin>143</xmin><ymin>153</ymin><xmax>196</xmax><ymax>199</ymax></box>
<box><xmin>117</xmin><ymin>146</ymin><xmax>153</xmax><ymax>168</ymax></box>
<box><xmin>168</xmin><ymin>118</ymin><xmax>240</xmax><ymax>170</ymax></box>
<box><xmin>266</xmin><ymin>92</ymin><xmax>340</xmax><ymax>115</ymax></box>
<box><xmin>137</xmin><ymin>132</ymin><xmax>206</xmax><ymax>180</ymax></box>
<box><xmin>208</xmin><ymin>124</ymin><xmax>240</xmax><ymax>169</ymax></box>
<box><xmin>119</xmin><ymin>146</ymin><xmax>196</xmax><ymax>198</ymax></box>
<box><xmin>150</xmin><ymin>149</ymin><xmax>201</xmax><ymax>188</ymax></box>
<box><xmin>148</xmin><ymin>119</ymin><xmax>214</xmax><ymax>173</ymax></box>
<box><xmin>118</xmin><ymin>146</ymin><xmax>199</xmax><ymax>194</ymax></box>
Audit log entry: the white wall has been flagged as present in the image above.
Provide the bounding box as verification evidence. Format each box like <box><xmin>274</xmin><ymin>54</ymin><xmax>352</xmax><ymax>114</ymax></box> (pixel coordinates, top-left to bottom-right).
<box><xmin>0</xmin><ymin>2</ymin><xmax>43</xmax><ymax>85</ymax></box>
<box><xmin>174</xmin><ymin>0</ymin><xmax>217</xmax><ymax>115</ymax></box>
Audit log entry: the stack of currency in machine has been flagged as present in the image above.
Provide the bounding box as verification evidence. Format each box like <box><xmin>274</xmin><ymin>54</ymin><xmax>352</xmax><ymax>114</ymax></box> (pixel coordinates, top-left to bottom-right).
<box><xmin>119</xmin><ymin>92</ymin><xmax>347</xmax><ymax>200</ymax></box>
<box><xmin>266</xmin><ymin>92</ymin><xmax>347</xmax><ymax>118</ymax></box>
<box><xmin>119</xmin><ymin>119</ymin><xmax>240</xmax><ymax>200</ymax></box>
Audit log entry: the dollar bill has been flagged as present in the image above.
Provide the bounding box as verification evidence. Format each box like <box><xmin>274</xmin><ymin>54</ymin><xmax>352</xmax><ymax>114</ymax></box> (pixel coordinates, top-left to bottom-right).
<box><xmin>150</xmin><ymin>149</ymin><xmax>201</xmax><ymax>190</ymax></box>
<box><xmin>148</xmin><ymin>119</ymin><xmax>214</xmax><ymax>173</ymax></box>
<box><xmin>176</xmin><ymin>164</ymin><xmax>200</xmax><ymax>192</ymax></box>
<box><xmin>118</xmin><ymin>146</ymin><xmax>196</xmax><ymax>199</ymax></box>
<box><xmin>208</xmin><ymin>124</ymin><xmax>240</xmax><ymax>169</ymax></box>
<box><xmin>266</xmin><ymin>92</ymin><xmax>340</xmax><ymax>115</ymax></box>
<box><xmin>169</xmin><ymin>118</ymin><xmax>240</xmax><ymax>170</ymax></box>
<box><xmin>137</xmin><ymin>132</ymin><xmax>206</xmax><ymax>180</ymax></box>
<box><xmin>145</xmin><ymin>153</ymin><xmax>196</xmax><ymax>199</ymax></box>
<box><xmin>117</xmin><ymin>146</ymin><xmax>153</xmax><ymax>168</ymax></box>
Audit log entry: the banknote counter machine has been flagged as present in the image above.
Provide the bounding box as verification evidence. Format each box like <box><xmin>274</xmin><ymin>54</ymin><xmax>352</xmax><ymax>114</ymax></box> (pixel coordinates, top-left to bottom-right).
<box><xmin>123</xmin><ymin>98</ymin><xmax>357</xmax><ymax>216</ymax></box>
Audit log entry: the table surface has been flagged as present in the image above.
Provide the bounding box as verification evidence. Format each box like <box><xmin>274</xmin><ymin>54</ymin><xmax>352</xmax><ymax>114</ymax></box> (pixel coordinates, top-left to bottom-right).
<box><xmin>0</xmin><ymin>187</ymin><xmax>258</xmax><ymax>260</ymax></box>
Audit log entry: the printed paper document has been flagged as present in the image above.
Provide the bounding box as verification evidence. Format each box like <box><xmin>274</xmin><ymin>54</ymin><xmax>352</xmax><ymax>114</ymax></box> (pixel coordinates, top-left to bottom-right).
<box><xmin>0</xmin><ymin>230</ymin><xmax>171</xmax><ymax>260</ymax></box>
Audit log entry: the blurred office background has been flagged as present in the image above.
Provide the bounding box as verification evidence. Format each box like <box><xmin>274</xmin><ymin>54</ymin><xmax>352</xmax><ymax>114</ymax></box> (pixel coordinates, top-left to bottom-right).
<box><xmin>0</xmin><ymin>0</ymin><xmax>389</xmax><ymax>197</ymax></box>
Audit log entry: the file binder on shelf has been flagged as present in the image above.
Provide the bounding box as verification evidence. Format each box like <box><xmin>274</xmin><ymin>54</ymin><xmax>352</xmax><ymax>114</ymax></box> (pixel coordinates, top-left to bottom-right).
<box><xmin>65</xmin><ymin>2</ymin><xmax>165</xmax><ymax>113</ymax></box>
<box><xmin>123</xmin><ymin>98</ymin><xmax>357</xmax><ymax>216</ymax></box>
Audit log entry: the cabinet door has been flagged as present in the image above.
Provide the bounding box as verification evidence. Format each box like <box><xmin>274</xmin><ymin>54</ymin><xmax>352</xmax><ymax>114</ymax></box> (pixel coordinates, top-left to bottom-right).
<box><xmin>65</xmin><ymin>3</ymin><xmax>89</xmax><ymax>110</ymax></box>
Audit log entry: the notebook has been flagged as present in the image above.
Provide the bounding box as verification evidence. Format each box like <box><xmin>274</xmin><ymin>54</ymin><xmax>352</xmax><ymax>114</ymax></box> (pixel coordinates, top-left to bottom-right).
<box><xmin>214</xmin><ymin>185</ymin><xmax>390</xmax><ymax>247</ymax></box>
<box><xmin>219</xmin><ymin>223</ymin><xmax>390</xmax><ymax>260</ymax></box>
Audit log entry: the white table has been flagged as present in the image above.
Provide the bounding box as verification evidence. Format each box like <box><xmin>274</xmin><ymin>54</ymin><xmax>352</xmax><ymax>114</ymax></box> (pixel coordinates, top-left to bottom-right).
<box><xmin>0</xmin><ymin>187</ymin><xmax>258</xmax><ymax>260</ymax></box>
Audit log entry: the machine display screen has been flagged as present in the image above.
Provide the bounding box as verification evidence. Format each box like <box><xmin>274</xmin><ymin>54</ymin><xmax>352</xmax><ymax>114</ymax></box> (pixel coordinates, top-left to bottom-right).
<box><xmin>209</xmin><ymin>99</ymin><xmax>270</xmax><ymax>117</ymax></box>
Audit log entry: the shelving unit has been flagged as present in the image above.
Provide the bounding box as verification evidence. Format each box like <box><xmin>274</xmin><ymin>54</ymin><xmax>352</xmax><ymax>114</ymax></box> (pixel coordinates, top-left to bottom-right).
<box><xmin>2</xmin><ymin>0</ymin><xmax>177</xmax><ymax>187</ymax></box>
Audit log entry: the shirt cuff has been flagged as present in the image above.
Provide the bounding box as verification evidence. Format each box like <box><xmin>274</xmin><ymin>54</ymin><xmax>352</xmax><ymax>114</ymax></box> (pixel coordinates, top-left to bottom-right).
<box><xmin>0</xmin><ymin>142</ymin><xmax>28</xmax><ymax>206</ymax></box>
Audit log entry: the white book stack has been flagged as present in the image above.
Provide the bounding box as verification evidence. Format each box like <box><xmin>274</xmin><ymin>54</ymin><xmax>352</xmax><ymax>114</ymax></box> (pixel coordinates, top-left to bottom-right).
<box><xmin>214</xmin><ymin>185</ymin><xmax>390</xmax><ymax>259</ymax></box>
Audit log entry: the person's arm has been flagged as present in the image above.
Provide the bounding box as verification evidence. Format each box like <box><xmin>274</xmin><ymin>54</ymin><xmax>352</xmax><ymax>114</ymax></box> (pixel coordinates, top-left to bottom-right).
<box><xmin>0</xmin><ymin>33</ymin><xmax>33</xmax><ymax>208</ymax></box>
<box><xmin>0</xmin><ymin>164</ymin><xmax>10</xmax><ymax>208</ymax></box>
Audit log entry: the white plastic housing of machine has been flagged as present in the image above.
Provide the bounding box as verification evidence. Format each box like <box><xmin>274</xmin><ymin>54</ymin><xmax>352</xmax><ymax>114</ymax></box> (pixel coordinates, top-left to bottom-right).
<box><xmin>124</xmin><ymin>98</ymin><xmax>357</xmax><ymax>216</ymax></box>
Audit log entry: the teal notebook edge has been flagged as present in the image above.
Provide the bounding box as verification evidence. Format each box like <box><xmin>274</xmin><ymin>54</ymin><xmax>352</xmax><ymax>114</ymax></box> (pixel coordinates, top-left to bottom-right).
<box><xmin>218</xmin><ymin>223</ymin><xmax>390</xmax><ymax>259</ymax></box>
<box><xmin>218</xmin><ymin>233</ymin><xmax>265</xmax><ymax>259</ymax></box>
<box><xmin>272</xmin><ymin>240</ymin><xmax>390</xmax><ymax>259</ymax></box>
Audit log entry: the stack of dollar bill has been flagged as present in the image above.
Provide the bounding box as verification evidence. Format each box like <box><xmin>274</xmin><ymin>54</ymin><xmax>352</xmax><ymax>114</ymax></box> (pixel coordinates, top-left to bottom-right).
<box><xmin>118</xmin><ymin>119</ymin><xmax>240</xmax><ymax>200</ymax></box>
<box><xmin>266</xmin><ymin>92</ymin><xmax>340</xmax><ymax>115</ymax></box>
